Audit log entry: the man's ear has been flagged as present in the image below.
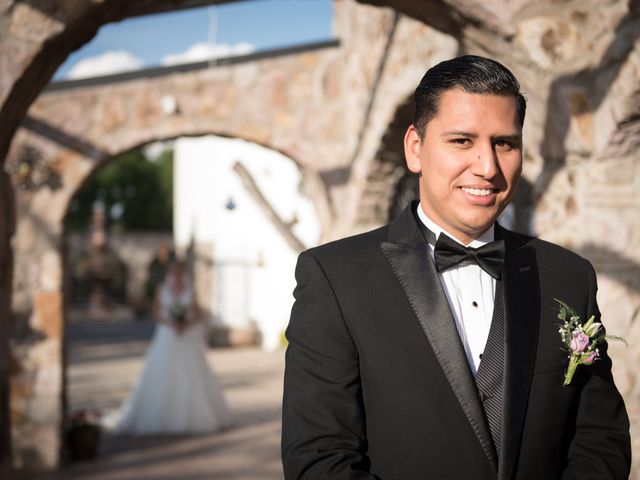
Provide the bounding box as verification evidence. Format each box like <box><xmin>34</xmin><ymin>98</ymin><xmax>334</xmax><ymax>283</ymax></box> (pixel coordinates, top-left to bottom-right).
<box><xmin>404</xmin><ymin>125</ymin><xmax>422</xmax><ymax>174</ymax></box>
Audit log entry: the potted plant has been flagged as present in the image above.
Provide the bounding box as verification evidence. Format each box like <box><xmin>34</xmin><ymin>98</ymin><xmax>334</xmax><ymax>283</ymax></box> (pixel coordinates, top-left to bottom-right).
<box><xmin>65</xmin><ymin>409</ymin><xmax>102</xmax><ymax>461</ymax></box>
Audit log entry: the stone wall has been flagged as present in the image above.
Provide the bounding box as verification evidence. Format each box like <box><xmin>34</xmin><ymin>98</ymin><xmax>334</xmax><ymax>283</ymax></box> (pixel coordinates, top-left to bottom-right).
<box><xmin>65</xmin><ymin>232</ymin><xmax>173</xmax><ymax>307</ymax></box>
<box><xmin>0</xmin><ymin>0</ymin><xmax>639</xmax><ymax>475</ymax></box>
<box><xmin>0</xmin><ymin>169</ymin><xmax>15</xmax><ymax>475</ymax></box>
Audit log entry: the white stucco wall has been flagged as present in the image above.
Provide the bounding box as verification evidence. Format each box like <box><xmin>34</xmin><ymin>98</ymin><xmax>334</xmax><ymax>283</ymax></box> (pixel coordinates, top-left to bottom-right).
<box><xmin>174</xmin><ymin>135</ymin><xmax>320</xmax><ymax>349</ymax></box>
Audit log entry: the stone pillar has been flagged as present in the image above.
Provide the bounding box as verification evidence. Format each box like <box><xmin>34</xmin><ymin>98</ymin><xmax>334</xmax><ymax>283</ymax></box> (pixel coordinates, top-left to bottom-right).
<box><xmin>0</xmin><ymin>169</ymin><xmax>16</xmax><ymax>475</ymax></box>
<box><xmin>10</xmin><ymin>203</ymin><xmax>65</xmax><ymax>471</ymax></box>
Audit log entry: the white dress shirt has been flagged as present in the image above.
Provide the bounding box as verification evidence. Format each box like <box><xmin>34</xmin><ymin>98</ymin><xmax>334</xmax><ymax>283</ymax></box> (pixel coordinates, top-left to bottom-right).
<box><xmin>416</xmin><ymin>203</ymin><xmax>496</xmax><ymax>375</ymax></box>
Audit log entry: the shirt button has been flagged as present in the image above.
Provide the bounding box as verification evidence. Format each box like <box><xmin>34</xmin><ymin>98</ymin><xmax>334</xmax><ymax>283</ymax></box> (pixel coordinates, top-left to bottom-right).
<box><xmin>472</xmin><ymin>301</ymin><xmax>478</xmax><ymax>307</ymax></box>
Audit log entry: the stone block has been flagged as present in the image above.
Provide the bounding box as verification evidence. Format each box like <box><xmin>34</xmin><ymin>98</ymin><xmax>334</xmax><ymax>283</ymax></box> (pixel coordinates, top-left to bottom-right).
<box><xmin>13</xmin><ymin>423</ymin><xmax>59</xmax><ymax>471</ymax></box>
<box><xmin>97</xmin><ymin>95</ymin><xmax>128</xmax><ymax>133</ymax></box>
<box><xmin>597</xmin><ymin>275</ymin><xmax>638</xmax><ymax>334</ymax></box>
<box><xmin>9</xmin><ymin>3</ymin><xmax>64</xmax><ymax>43</ymax></box>
<box><xmin>610</xmin><ymin>355</ymin><xmax>635</xmax><ymax>397</ymax></box>
<box><xmin>28</xmin><ymin>383</ymin><xmax>61</xmax><ymax>423</ymax></box>
<box><xmin>32</xmin><ymin>291</ymin><xmax>62</xmax><ymax>338</ymax></box>
<box><xmin>322</xmin><ymin>57</ymin><xmax>343</xmax><ymax>100</ymax></box>
<box><xmin>9</xmin><ymin>373</ymin><xmax>33</xmax><ymax>425</ymax></box>
<box><xmin>591</xmin><ymin>158</ymin><xmax>637</xmax><ymax>186</ymax></box>
<box><xmin>40</xmin><ymin>250</ymin><xmax>62</xmax><ymax>291</ymax></box>
<box><xmin>0</xmin><ymin>38</ymin><xmax>33</xmax><ymax>105</ymax></box>
<box><xmin>516</xmin><ymin>16</ymin><xmax>580</xmax><ymax>70</ymax></box>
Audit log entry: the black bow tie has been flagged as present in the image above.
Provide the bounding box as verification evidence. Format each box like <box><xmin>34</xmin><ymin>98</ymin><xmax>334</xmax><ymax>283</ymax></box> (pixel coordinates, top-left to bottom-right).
<box><xmin>434</xmin><ymin>233</ymin><xmax>505</xmax><ymax>279</ymax></box>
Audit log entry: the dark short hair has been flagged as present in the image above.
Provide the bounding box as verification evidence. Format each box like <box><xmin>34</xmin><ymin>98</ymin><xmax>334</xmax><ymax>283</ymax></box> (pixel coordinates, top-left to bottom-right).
<box><xmin>413</xmin><ymin>55</ymin><xmax>526</xmax><ymax>137</ymax></box>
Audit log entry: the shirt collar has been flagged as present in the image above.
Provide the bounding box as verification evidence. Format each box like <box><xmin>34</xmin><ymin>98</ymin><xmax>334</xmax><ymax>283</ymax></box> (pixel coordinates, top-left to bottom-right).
<box><xmin>416</xmin><ymin>201</ymin><xmax>495</xmax><ymax>248</ymax></box>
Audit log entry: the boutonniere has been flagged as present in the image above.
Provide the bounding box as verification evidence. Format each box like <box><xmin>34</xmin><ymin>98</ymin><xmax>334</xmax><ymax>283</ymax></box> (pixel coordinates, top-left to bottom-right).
<box><xmin>556</xmin><ymin>299</ymin><xmax>625</xmax><ymax>386</ymax></box>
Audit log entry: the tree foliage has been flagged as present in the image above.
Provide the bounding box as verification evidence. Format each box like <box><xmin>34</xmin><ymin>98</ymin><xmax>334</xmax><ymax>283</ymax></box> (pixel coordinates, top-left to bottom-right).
<box><xmin>65</xmin><ymin>148</ymin><xmax>173</xmax><ymax>232</ymax></box>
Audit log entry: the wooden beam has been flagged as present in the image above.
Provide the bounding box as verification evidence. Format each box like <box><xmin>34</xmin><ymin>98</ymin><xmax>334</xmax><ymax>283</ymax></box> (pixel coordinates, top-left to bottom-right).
<box><xmin>232</xmin><ymin>161</ymin><xmax>306</xmax><ymax>253</ymax></box>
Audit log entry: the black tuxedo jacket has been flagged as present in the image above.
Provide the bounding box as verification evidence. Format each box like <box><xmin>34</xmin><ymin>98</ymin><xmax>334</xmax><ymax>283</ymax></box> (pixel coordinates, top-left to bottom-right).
<box><xmin>282</xmin><ymin>204</ymin><xmax>630</xmax><ymax>480</ymax></box>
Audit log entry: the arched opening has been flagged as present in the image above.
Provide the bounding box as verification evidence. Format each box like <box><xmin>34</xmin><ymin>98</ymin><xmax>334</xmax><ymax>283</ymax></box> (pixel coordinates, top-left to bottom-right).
<box><xmin>64</xmin><ymin>146</ymin><xmax>174</xmax><ymax>313</ymax></box>
<box><xmin>59</xmin><ymin>134</ymin><xmax>319</xmax><ymax>476</ymax></box>
<box><xmin>4</xmin><ymin>1</ymin><xmax>343</xmax><ymax>469</ymax></box>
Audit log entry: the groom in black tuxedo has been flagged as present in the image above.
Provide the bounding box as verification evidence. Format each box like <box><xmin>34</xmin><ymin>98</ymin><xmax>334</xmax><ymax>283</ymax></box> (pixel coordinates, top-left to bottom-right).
<box><xmin>281</xmin><ymin>56</ymin><xmax>631</xmax><ymax>479</ymax></box>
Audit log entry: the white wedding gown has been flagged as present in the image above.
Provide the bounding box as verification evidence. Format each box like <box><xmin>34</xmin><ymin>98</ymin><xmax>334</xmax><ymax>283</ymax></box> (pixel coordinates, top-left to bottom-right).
<box><xmin>115</xmin><ymin>283</ymin><xmax>233</xmax><ymax>435</ymax></box>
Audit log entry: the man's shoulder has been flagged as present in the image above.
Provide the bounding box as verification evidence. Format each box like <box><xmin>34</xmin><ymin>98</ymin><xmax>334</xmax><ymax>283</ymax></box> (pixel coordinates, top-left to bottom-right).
<box><xmin>502</xmin><ymin>227</ymin><xmax>592</xmax><ymax>270</ymax></box>
<box><xmin>302</xmin><ymin>225</ymin><xmax>389</xmax><ymax>263</ymax></box>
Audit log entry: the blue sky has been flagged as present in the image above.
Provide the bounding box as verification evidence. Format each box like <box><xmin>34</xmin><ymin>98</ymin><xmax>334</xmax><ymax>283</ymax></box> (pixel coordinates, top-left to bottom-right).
<box><xmin>54</xmin><ymin>0</ymin><xmax>334</xmax><ymax>80</ymax></box>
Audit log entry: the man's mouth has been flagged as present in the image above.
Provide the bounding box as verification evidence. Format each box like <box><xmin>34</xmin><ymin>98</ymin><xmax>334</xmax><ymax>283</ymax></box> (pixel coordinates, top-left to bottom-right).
<box><xmin>460</xmin><ymin>187</ymin><xmax>496</xmax><ymax>196</ymax></box>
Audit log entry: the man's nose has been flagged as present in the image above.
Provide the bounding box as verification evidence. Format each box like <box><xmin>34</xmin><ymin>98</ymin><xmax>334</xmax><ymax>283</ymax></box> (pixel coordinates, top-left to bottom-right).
<box><xmin>471</xmin><ymin>144</ymin><xmax>499</xmax><ymax>178</ymax></box>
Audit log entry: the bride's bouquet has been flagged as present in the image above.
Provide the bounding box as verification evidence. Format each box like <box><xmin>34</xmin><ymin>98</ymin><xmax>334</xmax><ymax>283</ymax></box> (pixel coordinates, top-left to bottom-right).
<box><xmin>169</xmin><ymin>302</ymin><xmax>188</xmax><ymax>327</ymax></box>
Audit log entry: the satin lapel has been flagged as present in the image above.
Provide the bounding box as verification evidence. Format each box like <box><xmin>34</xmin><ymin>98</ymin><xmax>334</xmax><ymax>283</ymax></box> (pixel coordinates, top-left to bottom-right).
<box><xmin>381</xmin><ymin>239</ymin><xmax>497</xmax><ymax>470</ymax></box>
<box><xmin>498</xmin><ymin>230</ymin><xmax>540</xmax><ymax>480</ymax></box>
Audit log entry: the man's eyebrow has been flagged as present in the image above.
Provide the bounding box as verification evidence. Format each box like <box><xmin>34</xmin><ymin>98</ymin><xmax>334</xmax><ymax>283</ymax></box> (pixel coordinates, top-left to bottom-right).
<box><xmin>493</xmin><ymin>134</ymin><xmax>523</xmax><ymax>143</ymax></box>
<box><xmin>441</xmin><ymin>130</ymin><xmax>478</xmax><ymax>137</ymax></box>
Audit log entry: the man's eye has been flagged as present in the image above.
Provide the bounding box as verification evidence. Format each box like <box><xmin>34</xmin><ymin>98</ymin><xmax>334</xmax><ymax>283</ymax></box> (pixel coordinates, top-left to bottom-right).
<box><xmin>451</xmin><ymin>138</ymin><xmax>470</xmax><ymax>146</ymax></box>
<box><xmin>495</xmin><ymin>140</ymin><xmax>515</xmax><ymax>151</ymax></box>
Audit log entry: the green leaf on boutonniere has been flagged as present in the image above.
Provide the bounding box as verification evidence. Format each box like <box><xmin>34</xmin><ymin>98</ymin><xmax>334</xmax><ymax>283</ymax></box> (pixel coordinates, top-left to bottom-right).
<box><xmin>554</xmin><ymin>298</ymin><xmax>578</xmax><ymax>320</ymax></box>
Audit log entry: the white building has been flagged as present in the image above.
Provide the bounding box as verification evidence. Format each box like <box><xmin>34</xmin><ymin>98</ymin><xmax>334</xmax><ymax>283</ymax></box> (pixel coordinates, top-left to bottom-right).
<box><xmin>173</xmin><ymin>135</ymin><xmax>320</xmax><ymax>350</ymax></box>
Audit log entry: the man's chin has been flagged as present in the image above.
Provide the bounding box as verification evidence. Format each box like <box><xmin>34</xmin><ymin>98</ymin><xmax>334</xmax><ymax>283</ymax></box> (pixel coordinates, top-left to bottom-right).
<box><xmin>458</xmin><ymin>219</ymin><xmax>499</xmax><ymax>240</ymax></box>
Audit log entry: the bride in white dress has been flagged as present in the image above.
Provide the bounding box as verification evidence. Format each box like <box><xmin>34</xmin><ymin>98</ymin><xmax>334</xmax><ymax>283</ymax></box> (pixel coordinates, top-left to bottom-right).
<box><xmin>115</xmin><ymin>260</ymin><xmax>233</xmax><ymax>435</ymax></box>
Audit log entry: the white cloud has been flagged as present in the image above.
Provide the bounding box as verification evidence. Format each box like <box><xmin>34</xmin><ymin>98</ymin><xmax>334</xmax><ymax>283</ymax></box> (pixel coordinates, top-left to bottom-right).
<box><xmin>161</xmin><ymin>42</ymin><xmax>255</xmax><ymax>66</ymax></box>
<box><xmin>66</xmin><ymin>50</ymin><xmax>145</xmax><ymax>80</ymax></box>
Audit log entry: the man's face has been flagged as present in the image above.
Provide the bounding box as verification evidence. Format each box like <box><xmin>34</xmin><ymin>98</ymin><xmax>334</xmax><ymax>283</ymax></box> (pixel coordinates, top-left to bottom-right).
<box><xmin>404</xmin><ymin>88</ymin><xmax>523</xmax><ymax>244</ymax></box>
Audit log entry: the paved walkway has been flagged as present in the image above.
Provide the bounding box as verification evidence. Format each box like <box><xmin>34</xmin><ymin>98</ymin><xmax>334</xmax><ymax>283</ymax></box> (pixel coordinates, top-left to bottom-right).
<box><xmin>33</xmin><ymin>308</ymin><xmax>285</xmax><ymax>480</ymax></box>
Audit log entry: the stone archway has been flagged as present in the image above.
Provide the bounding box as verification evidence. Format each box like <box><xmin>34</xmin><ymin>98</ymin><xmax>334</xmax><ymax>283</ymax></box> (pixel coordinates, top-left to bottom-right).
<box><xmin>7</xmin><ymin>115</ymin><xmax>325</xmax><ymax>475</ymax></box>
<box><xmin>356</xmin><ymin>94</ymin><xmax>415</xmax><ymax>226</ymax></box>
<box><xmin>5</xmin><ymin>3</ymin><xmax>463</xmax><ymax>467</ymax></box>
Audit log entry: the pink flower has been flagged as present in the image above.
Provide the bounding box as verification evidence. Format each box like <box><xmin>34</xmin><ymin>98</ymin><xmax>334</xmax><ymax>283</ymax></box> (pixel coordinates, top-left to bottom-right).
<box><xmin>582</xmin><ymin>350</ymin><xmax>598</xmax><ymax>365</ymax></box>
<box><xmin>570</xmin><ymin>331</ymin><xmax>590</xmax><ymax>353</ymax></box>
